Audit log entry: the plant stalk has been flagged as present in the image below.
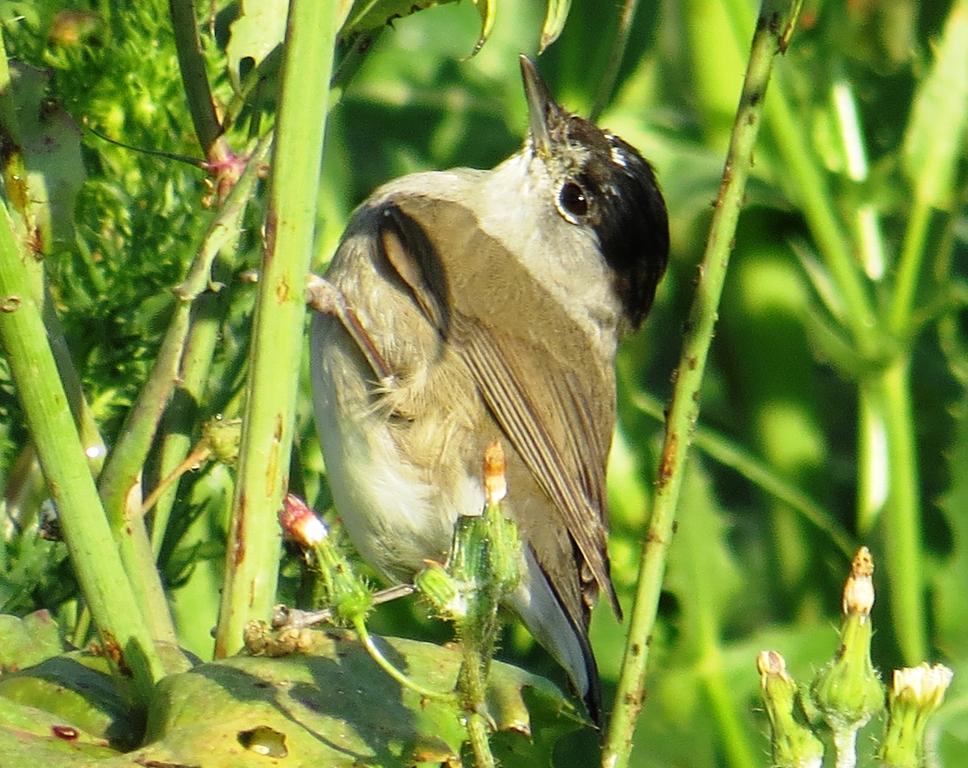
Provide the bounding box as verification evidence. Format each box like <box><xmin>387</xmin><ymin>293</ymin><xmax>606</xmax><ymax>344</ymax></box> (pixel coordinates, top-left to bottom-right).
<box><xmin>214</xmin><ymin>0</ymin><xmax>341</xmax><ymax>657</ymax></box>
<box><xmin>0</xmin><ymin>201</ymin><xmax>166</xmax><ymax>702</ymax></box>
<box><xmin>601</xmin><ymin>3</ymin><xmax>800</xmax><ymax>765</ymax></box>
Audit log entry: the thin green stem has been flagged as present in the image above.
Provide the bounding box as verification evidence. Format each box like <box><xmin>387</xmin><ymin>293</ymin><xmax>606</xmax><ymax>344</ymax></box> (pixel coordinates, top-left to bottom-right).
<box><xmin>97</xmin><ymin>133</ymin><xmax>271</xmax><ymax>642</ymax></box>
<box><xmin>353</xmin><ymin>617</ymin><xmax>453</xmax><ymax>701</ymax></box>
<box><xmin>214</xmin><ymin>0</ymin><xmax>340</xmax><ymax>657</ymax></box>
<box><xmin>464</xmin><ymin>707</ymin><xmax>495</xmax><ymax>768</ymax></box>
<box><xmin>458</xmin><ymin>605</ymin><xmax>498</xmax><ymax>768</ymax></box>
<box><xmin>148</xmin><ymin>308</ymin><xmax>218</xmax><ymax>556</ymax></box>
<box><xmin>97</xmin><ymin>299</ymin><xmax>191</xmax><ymax>645</ymax></box>
<box><xmin>602</xmin><ymin>5</ymin><xmax>798</xmax><ymax>766</ymax></box>
<box><xmin>889</xmin><ymin>199</ymin><xmax>931</xmax><ymax>334</ymax></box>
<box><xmin>168</xmin><ymin>0</ymin><xmax>228</xmax><ymax>162</ymax></box>
<box><xmin>150</xmin><ymin>135</ymin><xmax>272</xmax><ymax>554</ymax></box>
<box><xmin>144</xmin><ymin>443</ymin><xmax>211</xmax><ymax>520</ymax></box>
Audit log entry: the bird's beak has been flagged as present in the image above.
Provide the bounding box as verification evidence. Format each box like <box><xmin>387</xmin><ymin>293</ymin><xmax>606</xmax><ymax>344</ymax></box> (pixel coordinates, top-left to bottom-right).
<box><xmin>519</xmin><ymin>55</ymin><xmax>555</xmax><ymax>158</ymax></box>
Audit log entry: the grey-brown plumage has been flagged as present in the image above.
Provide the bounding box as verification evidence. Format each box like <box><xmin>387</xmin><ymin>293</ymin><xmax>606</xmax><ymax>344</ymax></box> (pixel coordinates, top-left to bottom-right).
<box><xmin>310</xmin><ymin>56</ymin><xmax>668</xmax><ymax>724</ymax></box>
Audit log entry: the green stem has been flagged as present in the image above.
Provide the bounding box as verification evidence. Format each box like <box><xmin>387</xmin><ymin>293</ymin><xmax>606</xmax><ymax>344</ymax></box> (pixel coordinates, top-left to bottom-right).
<box><xmin>0</xmin><ymin>201</ymin><xmax>165</xmax><ymax>702</ymax></box>
<box><xmin>150</xmin><ymin>135</ymin><xmax>272</xmax><ymax>554</ymax></box>
<box><xmin>353</xmin><ymin>617</ymin><xmax>452</xmax><ymax>701</ymax></box>
<box><xmin>465</xmin><ymin>712</ymin><xmax>495</xmax><ymax>768</ymax></box>
<box><xmin>96</xmin><ymin>299</ymin><xmax>191</xmax><ymax>645</ymax></box>
<box><xmin>875</xmin><ymin>359</ymin><xmax>927</xmax><ymax>664</ymax></box>
<box><xmin>148</xmin><ymin>312</ymin><xmax>217</xmax><ymax>556</ymax></box>
<box><xmin>97</xmin><ymin>132</ymin><xmax>271</xmax><ymax>642</ymax></box>
<box><xmin>0</xmin><ymin>37</ymin><xmax>107</xmax><ymax>474</ymax></box>
<box><xmin>214</xmin><ymin>0</ymin><xmax>340</xmax><ymax>657</ymax></box>
<box><xmin>602</xmin><ymin>4</ymin><xmax>797</xmax><ymax>766</ymax></box>
<box><xmin>168</xmin><ymin>0</ymin><xmax>228</xmax><ymax>162</ymax></box>
<box><xmin>889</xmin><ymin>199</ymin><xmax>931</xmax><ymax>334</ymax></box>
<box><xmin>458</xmin><ymin>633</ymin><xmax>496</xmax><ymax>768</ymax></box>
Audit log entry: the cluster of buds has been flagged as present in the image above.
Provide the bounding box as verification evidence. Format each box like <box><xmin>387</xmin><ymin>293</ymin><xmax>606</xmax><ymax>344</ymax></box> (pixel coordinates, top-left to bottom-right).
<box><xmin>415</xmin><ymin>440</ymin><xmax>521</xmax><ymax>624</ymax></box>
<box><xmin>758</xmin><ymin>547</ymin><xmax>954</xmax><ymax>768</ymax></box>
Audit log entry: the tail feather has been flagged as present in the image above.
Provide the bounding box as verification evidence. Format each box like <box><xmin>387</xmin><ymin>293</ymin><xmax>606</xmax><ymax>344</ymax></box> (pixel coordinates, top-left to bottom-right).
<box><xmin>509</xmin><ymin>546</ymin><xmax>604</xmax><ymax>727</ymax></box>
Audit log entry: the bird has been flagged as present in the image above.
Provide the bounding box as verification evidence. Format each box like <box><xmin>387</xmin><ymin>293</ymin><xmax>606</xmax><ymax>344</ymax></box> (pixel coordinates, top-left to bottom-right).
<box><xmin>309</xmin><ymin>55</ymin><xmax>669</xmax><ymax>724</ymax></box>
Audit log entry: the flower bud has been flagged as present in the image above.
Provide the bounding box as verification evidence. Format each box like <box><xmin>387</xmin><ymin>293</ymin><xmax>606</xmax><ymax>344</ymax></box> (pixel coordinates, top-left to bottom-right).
<box><xmin>483</xmin><ymin>440</ymin><xmax>507</xmax><ymax>506</ymax></box>
<box><xmin>757</xmin><ymin>651</ymin><xmax>824</xmax><ymax>768</ymax></box>
<box><xmin>414</xmin><ymin>563</ymin><xmax>467</xmax><ymax>620</ymax></box>
<box><xmin>811</xmin><ymin>548</ymin><xmax>883</xmax><ymax>733</ymax></box>
<box><xmin>203</xmin><ymin>415</ymin><xmax>242</xmax><ymax>466</ymax></box>
<box><xmin>880</xmin><ymin>663</ymin><xmax>954</xmax><ymax>767</ymax></box>
<box><xmin>279</xmin><ymin>493</ymin><xmax>328</xmax><ymax>546</ymax></box>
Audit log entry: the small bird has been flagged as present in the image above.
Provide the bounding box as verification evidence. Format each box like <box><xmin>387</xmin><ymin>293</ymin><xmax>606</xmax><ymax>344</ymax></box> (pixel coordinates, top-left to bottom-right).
<box><xmin>310</xmin><ymin>55</ymin><xmax>668</xmax><ymax>723</ymax></box>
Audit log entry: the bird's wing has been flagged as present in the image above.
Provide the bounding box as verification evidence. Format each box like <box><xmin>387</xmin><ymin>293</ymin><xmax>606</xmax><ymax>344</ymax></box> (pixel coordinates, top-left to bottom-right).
<box><xmin>376</xmin><ymin>195</ymin><xmax>619</xmax><ymax>617</ymax></box>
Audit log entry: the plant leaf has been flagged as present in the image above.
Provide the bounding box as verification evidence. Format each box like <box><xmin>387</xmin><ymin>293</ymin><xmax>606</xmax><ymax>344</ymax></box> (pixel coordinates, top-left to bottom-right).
<box><xmin>901</xmin><ymin>1</ymin><xmax>968</xmax><ymax>208</ymax></box>
<box><xmin>539</xmin><ymin>0</ymin><xmax>570</xmax><ymax>53</ymax></box>
<box><xmin>226</xmin><ymin>0</ymin><xmax>289</xmax><ymax>92</ymax></box>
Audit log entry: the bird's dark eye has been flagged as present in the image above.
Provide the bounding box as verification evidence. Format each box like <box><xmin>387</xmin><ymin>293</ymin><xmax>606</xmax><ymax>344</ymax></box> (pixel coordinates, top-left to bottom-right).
<box><xmin>558</xmin><ymin>181</ymin><xmax>588</xmax><ymax>218</ymax></box>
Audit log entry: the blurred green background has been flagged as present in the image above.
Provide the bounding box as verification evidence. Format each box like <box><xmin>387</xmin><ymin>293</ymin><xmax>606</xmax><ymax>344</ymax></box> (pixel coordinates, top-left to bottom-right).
<box><xmin>1</xmin><ymin>0</ymin><xmax>967</xmax><ymax>765</ymax></box>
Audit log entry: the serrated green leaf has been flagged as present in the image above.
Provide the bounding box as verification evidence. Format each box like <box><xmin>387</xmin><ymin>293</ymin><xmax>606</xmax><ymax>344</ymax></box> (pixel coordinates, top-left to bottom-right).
<box><xmin>340</xmin><ymin>0</ymin><xmax>491</xmax><ymax>56</ymax></box>
<box><xmin>901</xmin><ymin>0</ymin><xmax>968</xmax><ymax>208</ymax></box>
<box><xmin>225</xmin><ymin>0</ymin><xmax>289</xmax><ymax>92</ymax></box>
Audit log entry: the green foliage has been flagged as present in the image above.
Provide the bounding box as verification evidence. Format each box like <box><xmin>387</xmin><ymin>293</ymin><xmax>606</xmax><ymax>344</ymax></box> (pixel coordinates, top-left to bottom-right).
<box><xmin>0</xmin><ymin>0</ymin><xmax>967</xmax><ymax>765</ymax></box>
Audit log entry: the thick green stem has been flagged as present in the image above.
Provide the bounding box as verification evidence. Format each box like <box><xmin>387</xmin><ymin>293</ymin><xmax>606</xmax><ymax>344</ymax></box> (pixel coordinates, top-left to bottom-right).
<box><xmin>874</xmin><ymin>359</ymin><xmax>927</xmax><ymax>664</ymax></box>
<box><xmin>602</xmin><ymin>4</ymin><xmax>798</xmax><ymax>766</ymax></box>
<box><xmin>97</xmin><ymin>300</ymin><xmax>190</xmax><ymax>645</ymax></box>
<box><xmin>0</xmin><ymin>202</ymin><xmax>165</xmax><ymax>702</ymax></box>
<box><xmin>214</xmin><ymin>0</ymin><xmax>340</xmax><ymax>657</ymax></box>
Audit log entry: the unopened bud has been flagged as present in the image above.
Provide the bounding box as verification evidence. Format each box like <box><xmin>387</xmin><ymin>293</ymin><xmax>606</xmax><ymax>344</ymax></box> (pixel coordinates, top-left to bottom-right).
<box><xmin>812</xmin><ymin>548</ymin><xmax>883</xmax><ymax>733</ymax></box>
<box><xmin>415</xmin><ymin>562</ymin><xmax>467</xmax><ymax>620</ymax></box>
<box><xmin>483</xmin><ymin>440</ymin><xmax>507</xmax><ymax>506</ymax></box>
<box><xmin>843</xmin><ymin>546</ymin><xmax>874</xmax><ymax>618</ymax></box>
<box><xmin>757</xmin><ymin>651</ymin><xmax>824</xmax><ymax>768</ymax></box>
<box><xmin>203</xmin><ymin>416</ymin><xmax>242</xmax><ymax>466</ymax></box>
<box><xmin>279</xmin><ymin>493</ymin><xmax>328</xmax><ymax>547</ymax></box>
